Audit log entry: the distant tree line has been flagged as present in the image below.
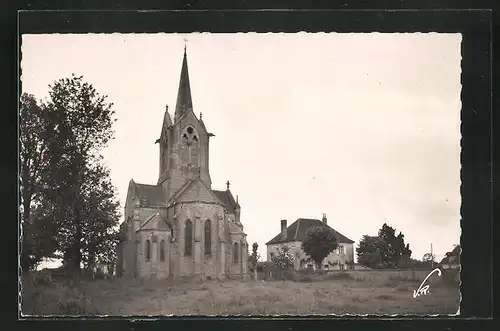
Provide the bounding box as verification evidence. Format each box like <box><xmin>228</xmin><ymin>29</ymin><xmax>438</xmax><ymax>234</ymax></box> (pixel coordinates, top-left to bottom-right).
<box><xmin>20</xmin><ymin>74</ymin><xmax>121</xmax><ymax>274</ymax></box>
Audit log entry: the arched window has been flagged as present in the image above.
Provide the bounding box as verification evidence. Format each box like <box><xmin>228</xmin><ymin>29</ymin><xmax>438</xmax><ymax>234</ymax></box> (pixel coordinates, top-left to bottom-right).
<box><xmin>233</xmin><ymin>242</ymin><xmax>239</xmax><ymax>263</ymax></box>
<box><xmin>182</xmin><ymin>126</ymin><xmax>200</xmax><ymax>166</ymax></box>
<box><xmin>160</xmin><ymin>240</ymin><xmax>166</xmax><ymax>262</ymax></box>
<box><xmin>185</xmin><ymin>219</ymin><xmax>193</xmax><ymax>256</ymax></box>
<box><xmin>205</xmin><ymin>220</ymin><xmax>212</xmax><ymax>256</ymax></box>
<box><xmin>145</xmin><ymin>240</ymin><xmax>151</xmax><ymax>261</ymax></box>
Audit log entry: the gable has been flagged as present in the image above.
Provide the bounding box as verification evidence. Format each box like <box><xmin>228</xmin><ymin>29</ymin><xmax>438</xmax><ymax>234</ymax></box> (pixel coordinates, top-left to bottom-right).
<box><xmin>174</xmin><ymin>178</ymin><xmax>221</xmax><ymax>204</ymax></box>
<box><xmin>176</xmin><ymin>109</ymin><xmax>208</xmax><ymax>137</ymax></box>
<box><xmin>137</xmin><ymin>213</ymin><xmax>172</xmax><ymax>232</ymax></box>
<box><xmin>125</xmin><ymin>179</ymin><xmax>137</xmax><ymax>209</ymax></box>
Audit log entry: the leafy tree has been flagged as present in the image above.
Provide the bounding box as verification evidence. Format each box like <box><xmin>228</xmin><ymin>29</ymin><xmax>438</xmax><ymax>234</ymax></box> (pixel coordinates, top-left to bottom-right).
<box><xmin>357</xmin><ymin>223</ymin><xmax>412</xmax><ymax>269</ymax></box>
<box><xmin>377</xmin><ymin>224</ymin><xmax>412</xmax><ymax>268</ymax></box>
<box><xmin>248</xmin><ymin>242</ymin><xmax>260</xmax><ymax>280</ymax></box>
<box><xmin>301</xmin><ymin>226</ymin><xmax>338</xmax><ymax>269</ymax></box>
<box><xmin>422</xmin><ymin>253</ymin><xmax>435</xmax><ymax>263</ymax></box>
<box><xmin>19</xmin><ymin>93</ymin><xmax>56</xmax><ymax>272</ymax></box>
<box><xmin>356</xmin><ymin>235</ymin><xmax>385</xmax><ymax>269</ymax></box>
<box><xmin>39</xmin><ymin>74</ymin><xmax>119</xmax><ymax>272</ymax></box>
<box><xmin>79</xmin><ymin>164</ymin><xmax>121</xmax><ymax>272</ymax></box>
<box><xmin>269</xmin><ymin>246</ymin><xmax>294</xmax><ymax>270</ymax></box>
<box><xmin>21</xmin><ymin>203</ymin><xmax>58</xmax><ymax>272</ymax></box>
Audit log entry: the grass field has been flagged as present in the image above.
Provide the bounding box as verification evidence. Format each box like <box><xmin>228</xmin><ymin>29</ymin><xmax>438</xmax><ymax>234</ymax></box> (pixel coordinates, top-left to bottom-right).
<box><xmin>21</xmin><ymin>269</ymin><xmax>460</xmax><ymax>316</ymax></box>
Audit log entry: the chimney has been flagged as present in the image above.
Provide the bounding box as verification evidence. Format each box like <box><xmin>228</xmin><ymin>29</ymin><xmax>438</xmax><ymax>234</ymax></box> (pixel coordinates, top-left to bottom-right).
<box><xmin>281</xmin><ymin>220</ymin><xmax>287</xmax><ymax>240</ymax></box>
<box><xmin>322</xmin><ymin>213</ymin><xmax>327</xmax><ymax>225</ymax></box>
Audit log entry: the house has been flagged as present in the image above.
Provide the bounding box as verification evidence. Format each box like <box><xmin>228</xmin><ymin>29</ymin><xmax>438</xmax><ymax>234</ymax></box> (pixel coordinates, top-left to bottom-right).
<box><xmin>265</xmin><ymin>214</ymin><xmax>355</xmax><ymax>270</ymax></box>
<box><xmin>439</xmin><ymin>244</ymin><xmax>461</xmax><ymax>270</ymax></box>
<box><xmin>116</xmin><ymin>47</ymin><xmax>248</xmax><ymax>280</ymax></box>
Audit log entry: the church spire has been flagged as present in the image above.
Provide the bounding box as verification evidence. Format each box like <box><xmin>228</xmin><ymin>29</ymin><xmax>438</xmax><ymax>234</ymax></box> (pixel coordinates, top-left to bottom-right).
<box><xmin>174</xmin><ymin>46</ymin><xmax>193</xmax><ymax>123</ymax></box>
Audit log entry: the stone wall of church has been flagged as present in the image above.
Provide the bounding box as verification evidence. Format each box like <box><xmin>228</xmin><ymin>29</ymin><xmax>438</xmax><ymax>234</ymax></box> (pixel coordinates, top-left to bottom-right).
<box><xmin>122</xmin><ymin>206</ymin><xmax>166</xmax><ymax>277</ymax></box>
<box><xmin>227</xmin><ymin>233</ymin><xmax>247</xmax><ymax>277</ymax></box>
<box><xmin>136</xmin><ymin>230</ymin><xmax>172</xmax><ymax>279</ymax></box>
<box><xmin>171</xmin><ymin>202</ymin><xmax>227</xmax><ymax>278</ymax></box>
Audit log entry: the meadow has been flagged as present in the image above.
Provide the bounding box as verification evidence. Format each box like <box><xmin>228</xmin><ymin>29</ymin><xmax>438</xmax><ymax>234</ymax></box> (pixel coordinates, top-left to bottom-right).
<box><xmin>21</xmin><ymin>269</ymin><xmax>460</xmax><ymax>316</ymax></box>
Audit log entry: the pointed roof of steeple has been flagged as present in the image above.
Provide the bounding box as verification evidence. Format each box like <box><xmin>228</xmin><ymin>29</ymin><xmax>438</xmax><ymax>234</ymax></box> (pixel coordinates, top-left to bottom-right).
<box><xmin>174</xmin><ymin>46</ymin><xmax>193</xmax><ymax>122</ymax></box>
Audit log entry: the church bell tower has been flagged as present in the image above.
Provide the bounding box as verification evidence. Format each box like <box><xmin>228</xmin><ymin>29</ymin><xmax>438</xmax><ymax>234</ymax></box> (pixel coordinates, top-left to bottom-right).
<box><xmin>156</xmin><ymin>46</ymin><xmax>213</xmax><ymax>200</ymax></box>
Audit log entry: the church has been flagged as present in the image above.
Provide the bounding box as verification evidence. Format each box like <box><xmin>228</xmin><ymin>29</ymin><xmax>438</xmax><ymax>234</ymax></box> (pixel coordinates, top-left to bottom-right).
<box><xmin>116</xmin><ymin>47</ymin><xmax>248</xmax><ymax>280</ymax></box>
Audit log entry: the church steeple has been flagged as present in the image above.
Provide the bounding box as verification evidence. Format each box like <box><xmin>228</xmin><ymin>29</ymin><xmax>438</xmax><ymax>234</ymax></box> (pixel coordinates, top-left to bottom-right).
<box><xmin>174</xmin><ymin>46</ymin><xmax>193</xmax><ymax>123</ymax></box>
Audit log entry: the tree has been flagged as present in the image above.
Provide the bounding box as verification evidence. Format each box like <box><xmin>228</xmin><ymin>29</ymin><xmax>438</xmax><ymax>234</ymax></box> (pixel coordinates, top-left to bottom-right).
<box><xmin>40</xmin><ymin>74</ymin><xmax>119</xmax><ymax>272</ymax></box>
<box><xmin>19</xmin><ymin>93</ymin><xmax>56</xmax><ymax>272</ymax></box>
<box><xmin>356</xmin><ymin>223</ymin><xmax>412</xmax><ymax>269</ymax></box>
<box><xmin>269</xmin><ymin>246</ymin><xmax>294</xmax><ymax>270</ymax></box>
<box><xmin>21</xmin><ymin>203</ymin><xmax>58</xmax><ymax>272</ymax></box>
<box><xmin>356</xmin><ymin>235</ymin><xmax>385</xmax><ymax>269</ymax></box>
<box><xmin>377</xmin><ymin>223</ymin><xmax>412</xmax><ymax>268</ymax></box>
<box><xmin>248</xmin><ymin>242</ymin><xmax>260</xmax><ymax>280</ymax></box>
<box><xmin>301</xmin><ymin>226</ymin><xmax>338</xmax><ymax>269</ymax></box>
<box><xmin>79</xmin><ymin>164</ymin><xmax>121</xmax><ymax>271</ymax></box>
<box><xmin>422</xmin><ymin>253</ymin><xmax>435</xmax><ymax>263</ymax></box>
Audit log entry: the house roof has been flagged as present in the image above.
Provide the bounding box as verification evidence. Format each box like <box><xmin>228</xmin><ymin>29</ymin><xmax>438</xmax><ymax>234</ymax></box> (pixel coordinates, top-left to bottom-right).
<box><xmin>133</xmin><ymin>183</ymin><xmax>166</xmax><ymax>207</ymax></box>
<box><xmin>265</xmin><ymin>218</ymin><xmax>354</xmax><ymax>245</ymax></box>
<box><xmin>213</xmin><ymin>189</ymin><xmax>240</xmax><ymax>214</ymax></box>
<box><xmin>439</xmin><ymin>245</ymin><xmax>461</xmax><ymax>264</ymax></box>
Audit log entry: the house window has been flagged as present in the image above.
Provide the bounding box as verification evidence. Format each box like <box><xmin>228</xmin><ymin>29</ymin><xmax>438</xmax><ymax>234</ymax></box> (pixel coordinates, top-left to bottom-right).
<box><xmin>160</xmin><ymin>239</ymin><xmax>166</xmax><ymax>262</ymax></box>
<box><xmin>185</xmin><ymin>219</ymin><xmax>193</xmax><ymax>256</ymax></box>
<box><xmin>205</xmin><ymin>219</ymin><xmax>212</xmax><ymax>256</ymax></box>
<box><xmin>233</xmin><ymin>242</ymin><xmax>239</xmax><ymax>263</ymax></box>
<box><xmin>145</xmin><ymin>240</ymin><xmax>151</xmax><ymax>261</ymax></box>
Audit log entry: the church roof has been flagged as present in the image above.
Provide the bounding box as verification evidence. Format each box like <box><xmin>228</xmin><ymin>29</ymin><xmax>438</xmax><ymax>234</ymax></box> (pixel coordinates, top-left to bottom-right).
<box><xmin>439</xmin><ymin>245</ymin><xmax>461</xmax><ymax>265</ymax></box>
<box><xmin>174</xmin><ymin>46</ymin><xmax>193</xmax><ymax>122</ymax></box>
<box><xmin>166</xmin><ymin>179</ymin><xmax>197</xmax><ymax>205</ymax></box>
<box><xmin>213</xmin><ymin>189</ymin><xmax>240</xmax><ymax>214</ymax></box>
<box><xmin>133</xmin><ymin>183</ymin><xmax>165</xmax><ymax>207</ymax></box>
<box><xmin>265</xmin><ymin>218</ymin><xmax>354</xmax><ymax>245</ymax></box>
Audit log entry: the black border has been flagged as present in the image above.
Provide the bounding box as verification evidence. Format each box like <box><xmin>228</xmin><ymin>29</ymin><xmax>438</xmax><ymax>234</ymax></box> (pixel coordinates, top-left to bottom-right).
<box><xmin>5</xmin><ymin>2</ymin><xmax>496</xmax><ymax>331</ymax></box>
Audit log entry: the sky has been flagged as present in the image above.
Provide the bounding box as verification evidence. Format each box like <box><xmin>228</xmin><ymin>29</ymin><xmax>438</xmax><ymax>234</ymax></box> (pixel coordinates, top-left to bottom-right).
<box><xmin>21</xmin><ymin>33</ymin><xmax>462</xmax><ymax>264</ymax></box>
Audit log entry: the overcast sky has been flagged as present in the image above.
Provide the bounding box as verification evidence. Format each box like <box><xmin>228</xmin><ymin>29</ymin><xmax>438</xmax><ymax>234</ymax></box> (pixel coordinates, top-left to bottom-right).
<box><xmin>21</xmin><ymin>33</ymin><xmax>462</xmax><ymax>263</ymax></box>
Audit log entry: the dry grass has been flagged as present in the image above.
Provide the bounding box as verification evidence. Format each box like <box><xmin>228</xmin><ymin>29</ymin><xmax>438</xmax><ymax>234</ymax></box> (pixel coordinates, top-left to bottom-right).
<box><xmin>21</xmin><ymin>270</ymin><xmax>460</xmax><ymax>316</ymax></box>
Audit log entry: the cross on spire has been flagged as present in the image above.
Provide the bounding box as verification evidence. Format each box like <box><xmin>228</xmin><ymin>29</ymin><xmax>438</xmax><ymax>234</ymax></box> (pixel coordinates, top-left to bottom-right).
<box><xmin>183</xmin><ymin>38</ymin><xmax>188</xmax><ymax>52</ymax></box>
<box><xmin>226</xmin><ymin>180</ymin><xmax>230</xmax><ymax>190</ymax></box>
